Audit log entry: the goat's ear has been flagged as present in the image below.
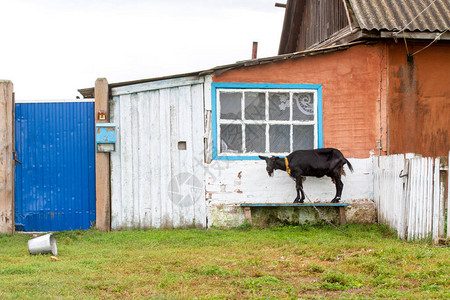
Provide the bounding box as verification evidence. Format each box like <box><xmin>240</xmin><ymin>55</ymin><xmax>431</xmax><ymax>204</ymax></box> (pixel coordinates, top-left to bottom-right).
<box><xmin>258</xmin><ymin>155</ymin><xmax>268</xmax><ymax>161</ymax></box>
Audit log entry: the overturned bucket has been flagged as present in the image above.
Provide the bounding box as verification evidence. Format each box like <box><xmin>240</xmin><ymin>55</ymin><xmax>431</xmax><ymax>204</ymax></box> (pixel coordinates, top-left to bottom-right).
<box><xmin>28</xmin><ymin>233</ymin><xmax>57</xmax><ymax>255</ymax></box>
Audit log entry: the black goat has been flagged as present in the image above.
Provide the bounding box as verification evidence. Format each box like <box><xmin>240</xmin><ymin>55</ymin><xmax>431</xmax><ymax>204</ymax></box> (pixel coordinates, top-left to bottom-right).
<box><xmin>259</xmin><ymin>148</ymin><xmax>353</xmax><ymax>203</ymax></box>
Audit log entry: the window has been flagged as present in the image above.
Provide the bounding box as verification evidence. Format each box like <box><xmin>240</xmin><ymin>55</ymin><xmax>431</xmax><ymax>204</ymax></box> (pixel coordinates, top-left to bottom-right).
<box><xmin>212</xmin><ymin>83</ymin><xmax>323</xmax><ymax>160</ymax></box>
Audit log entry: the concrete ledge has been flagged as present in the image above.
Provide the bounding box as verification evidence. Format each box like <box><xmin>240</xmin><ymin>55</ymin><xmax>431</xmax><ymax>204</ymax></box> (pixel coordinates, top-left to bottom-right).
<box><xmin>240</xmin><ymin>203</ymin><xmax>348</xmax><ymax>207</ymax></box>
<box><xmin>208</xmin><ymin>202</ymin><xmax>376</xmax><ymax>228</ymax></box>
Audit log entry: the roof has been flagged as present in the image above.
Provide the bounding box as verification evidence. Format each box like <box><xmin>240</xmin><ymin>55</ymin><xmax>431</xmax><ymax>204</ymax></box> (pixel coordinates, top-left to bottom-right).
<box><xmin>78</xmin><ymin>41</ymin><xmax>366</xmax><ymax>98</ymax></box>
<box><xmin>349</xmin><ymin>0</ymin><xmax>450</xmax><ymax>32</ymax></box>
<box><xmin>278</xmin><ymin>0</ymin><xmax>450</xmax><ymax>54</ymax></box>
<box><xmin>78</xmin><ymin>70</ymin><xmax>205</xmax><ymax>98</ymax></box>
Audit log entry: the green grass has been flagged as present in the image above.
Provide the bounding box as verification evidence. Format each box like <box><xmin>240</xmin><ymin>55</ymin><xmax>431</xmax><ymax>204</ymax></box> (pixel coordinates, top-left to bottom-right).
<box><xmin>0</xmin><ymin>224</ymin><xmax>449</xmax><ymax>299</ymax></box>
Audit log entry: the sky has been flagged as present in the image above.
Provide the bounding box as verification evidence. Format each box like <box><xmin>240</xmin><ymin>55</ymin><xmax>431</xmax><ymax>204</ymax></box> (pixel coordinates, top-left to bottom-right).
<box><xmin>0</xmin><ymin>0</ymin><xmax>286</xmax><ymax>100</ymax></box>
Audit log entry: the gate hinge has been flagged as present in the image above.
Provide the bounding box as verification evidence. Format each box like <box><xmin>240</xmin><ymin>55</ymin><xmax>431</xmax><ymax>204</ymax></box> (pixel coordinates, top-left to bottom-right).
<box><xmin>13</xmin><ymin>151</ymin><xmax>22</xmax><ymax>165</ymax></box>
<box><xmin>399</xmin><ymin>169</ymin><xmax>408</xmax><ymax>178</ymax></box>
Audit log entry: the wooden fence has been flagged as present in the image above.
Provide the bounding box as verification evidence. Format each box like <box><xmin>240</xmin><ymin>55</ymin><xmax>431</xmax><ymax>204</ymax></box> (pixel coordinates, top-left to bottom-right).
<box><xmin>374</xmin><ymin>153</ymin><xmax>449</xmax><ymax>242</ymax></box>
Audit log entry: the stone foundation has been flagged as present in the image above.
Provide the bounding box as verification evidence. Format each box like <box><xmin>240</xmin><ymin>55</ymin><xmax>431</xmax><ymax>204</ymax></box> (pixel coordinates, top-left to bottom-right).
<box><xmin>208</xmin><ymin>201</ymin><xmax>376</xmax><ymax>228</ymax></box>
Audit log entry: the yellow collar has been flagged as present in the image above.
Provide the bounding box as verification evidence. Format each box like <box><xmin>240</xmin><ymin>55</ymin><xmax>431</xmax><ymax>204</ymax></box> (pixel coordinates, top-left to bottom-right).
<box><xmin>285</xmin><ymin>157</ymin><xmax>291</xmax><ymax>175</ymax></box>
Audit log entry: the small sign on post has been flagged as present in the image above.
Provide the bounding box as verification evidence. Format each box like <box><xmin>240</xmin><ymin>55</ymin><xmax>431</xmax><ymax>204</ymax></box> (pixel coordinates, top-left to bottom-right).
<box><xmin>96</xmin><ymin>123</ymin><xmax>117</xmax><ymax>152</ymax></box>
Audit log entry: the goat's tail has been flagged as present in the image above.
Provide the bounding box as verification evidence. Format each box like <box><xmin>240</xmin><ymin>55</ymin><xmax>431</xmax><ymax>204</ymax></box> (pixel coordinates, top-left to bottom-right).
<box><xmin>345</xmin><ymin>159</ymin><xmax>354</xmax><ymax>173</ymax></box>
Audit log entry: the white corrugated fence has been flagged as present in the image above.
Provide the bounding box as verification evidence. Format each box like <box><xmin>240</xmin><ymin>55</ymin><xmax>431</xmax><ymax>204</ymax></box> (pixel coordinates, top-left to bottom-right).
<box><xmin>374</xmin><ymin>153</ymin><xmax>449</xmax><ymax>242</ymax></box>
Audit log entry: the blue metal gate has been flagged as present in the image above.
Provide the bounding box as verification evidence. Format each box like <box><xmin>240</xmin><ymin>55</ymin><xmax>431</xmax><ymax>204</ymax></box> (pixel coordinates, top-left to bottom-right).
<box><xmin>14</xmin><ymin>101</ymin><xmax>96</xmax><ymax>231</ymax></box>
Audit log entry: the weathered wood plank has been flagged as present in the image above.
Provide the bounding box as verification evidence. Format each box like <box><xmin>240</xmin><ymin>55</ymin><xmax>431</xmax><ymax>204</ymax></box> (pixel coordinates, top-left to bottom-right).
<box><xmin>438</xmin><ymin>165</ymin><xmax>445</xmax><ymax>238</ymax></box>
<box><xmin>426</xmin><ymin>158</ymin><xmax>433</xmax><ymax>238</ymax></box>
<box><xmin>413</xmin><ymin>158</ymin><xmax>421</xmax><ymax>240</ymax></box>
<box><xmin>203</xmin><ymin>75</ymin><xmax>213</xmax><ymax>111</ymax></box>
<box><xmin>432</xmin><ymin>158</ymin><xmax>440</xmax><ymax>243</ymax></box>
<box><xmin>119</xmin><ymin>94</ymin><xmax>134</xmax><ymax>228</ymax></box>
<box><xmin>407</xmin><ymin>158</ymin><xmax>415</xmax><ymax>240</ymax></box>
<box><xmin>191</xmin><ymin>84</ymin><xmax>207</xmax><ymax>228</ymax></box>
<box><xmin>170</xmin><ymin>87</ymin><xmax>182</xmax><ymax>228</ymax></box>
<box><xmin>131</xmin><ymin>93</ymin><xmax>141</xmax><ymax>228</ymax></box>
<box><xmin>447</xmin><ymin>152</ymin><xmax>450</xmax><ymax>239</ymax></box>
<box><xmin>179</xmin><ymin>85</ymin><xmax>194</xmax><ymax>227</ymax></box>
<box><xmin>0</xmin><ymin>80</ymin><xmax>14</xmax><ymax>234</ymax></box>
<box><xmin>110</xmin><ymin>96</ymin><xmax>122</xmax><ymax>229</ymax></box>
<box><xmin>394</xmin><ymin>155</ymin><xmax>403</xmax><ymax>234</ymax></box>
<box><xmin>137</xmin><ymin>92</ymin><xmax>152</xmax><ymax>228</ymax></box>
<box><xmin>419</xmin><ymin>158</ymin><xmax>426</xmax><ymax>239</ymax></box>
<box><xmin>159</xmin><ymin>88</ymin><xmax>172</xmax><ymax>228</ymax></box>
<box><xmin>149</xmin><ymin>90</ymin><xmax>162</xmax><ymax>228</ymax></box>
<box><xmin>400</xmin><ymin>157</ymin><xmax>409</xmax><ymax>239</ymax></box>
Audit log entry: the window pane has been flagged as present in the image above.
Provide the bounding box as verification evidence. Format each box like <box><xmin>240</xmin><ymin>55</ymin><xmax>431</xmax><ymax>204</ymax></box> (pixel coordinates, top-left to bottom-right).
<box><xmin>293</xmin><ymin>93</ymin><xmax>314</xmax><ymax>121</ymax></box>
<box><xmin>269</xmin><ymin>125</ymin><xmax>290</xmax><ymax>153</ymax></box>
<box><xmin>293</xmin><ymin>125</ymin><xmax>314</xmax><ymax>150</ymax></box>
<box><xmin>220</xmin><ymin>124</ymin><xmax>242</xmax><ymax>153</ymax></box>
<box><xmin>245</xmin><ymin>125</ymin><xmax>265</xmax><ymax>153</ymax></box>
<box><xmin>244</xmin><ymin>92</ymin><xmax>265</xmax><ymax>120</ymax></box>
<box><xmin>269</xmin><ymin>92</ymin><xmax>290</xmax><ymax>121</ymax></box>
<box><xmin>220</xmin><ymin>92</ymin><xmax>241</xmax><ymax>120</ymax></box>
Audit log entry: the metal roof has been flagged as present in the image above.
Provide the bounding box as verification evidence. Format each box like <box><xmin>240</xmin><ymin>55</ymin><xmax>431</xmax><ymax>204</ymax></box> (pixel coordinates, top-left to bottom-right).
<box><xmin>348</xmin><ymin>0</ymin><xmax>450</xmax><ymax>32</ymax></box>
<box><xmin>78</xmin><ymin>41</ymin><xmax>365</xmax><ymax>98</ymax></box>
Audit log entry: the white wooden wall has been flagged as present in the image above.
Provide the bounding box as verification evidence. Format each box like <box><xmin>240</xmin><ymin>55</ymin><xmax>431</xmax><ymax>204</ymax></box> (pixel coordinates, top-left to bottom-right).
<box><xmin>206</xmin><ymin>158</ymin><xmax>374</xmax><ymax>227</ymax></box>
<box><xmin>110</xmin><ymin>77</ymin><xmax>206</xmax><ymax>229</ymax></box>
<box><xmin>374</xmin><ymin>153</ymin><xmax>449</xmax><ymax>242</ymax></box>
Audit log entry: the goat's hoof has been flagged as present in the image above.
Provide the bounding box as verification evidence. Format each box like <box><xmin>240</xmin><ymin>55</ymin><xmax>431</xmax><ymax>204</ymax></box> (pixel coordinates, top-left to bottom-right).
<box><xmin>293</xmin><ymin>199</ymin><xmax>301</xmax><ymax>203</ymax></box>
<box><xmin>331</xmin><ymin>198</ymin><xmax>340</xmax><ymax>203</ymax></box>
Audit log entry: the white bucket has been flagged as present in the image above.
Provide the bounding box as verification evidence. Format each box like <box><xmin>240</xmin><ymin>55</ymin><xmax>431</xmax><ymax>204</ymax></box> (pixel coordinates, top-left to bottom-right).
<box><xmin>28</xmin><ymin>233</ymin><xmax>57</xmax><ymax>255</ymax></box>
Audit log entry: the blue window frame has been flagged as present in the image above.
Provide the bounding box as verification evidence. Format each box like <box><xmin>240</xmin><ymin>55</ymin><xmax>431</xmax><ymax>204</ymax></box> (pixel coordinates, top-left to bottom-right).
<box><xmin>212</xmin><ymin>82</ymin><xmax>323</xmax><ymax>160</ymax></box>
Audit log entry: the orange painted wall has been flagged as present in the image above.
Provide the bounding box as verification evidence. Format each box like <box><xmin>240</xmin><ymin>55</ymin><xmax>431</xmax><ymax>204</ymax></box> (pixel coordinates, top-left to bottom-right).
<box><xmin>388</xmin><ymin>41</ymin><xmax>450</xmax><ymax>157</ymax></box>
<box><xmin>213</xmin><ymin>44</ymin><xmax>386</xmax><ymax>158</ymax></box>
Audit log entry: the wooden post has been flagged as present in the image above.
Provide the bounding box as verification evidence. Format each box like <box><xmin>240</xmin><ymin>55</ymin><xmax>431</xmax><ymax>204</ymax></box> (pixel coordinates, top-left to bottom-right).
<box><xmin>0</xmin><ymin>80</ymin><xmax>14</xmax><ymax>234</ymax></box>
<box><xmin>446</xmin><ymin>152</ymin><xmax>450</xmax><ymax>240</ymax></box>
<box><xmin>244</xmin><ymin>207</ymin><xmax>252</xmax><ymax>225</ymax></box>
<box><xmin>95</xmin><ymin>78</ymin><xmax>111</xmax><ymax>231</ymax></box>
<box><xmin>339</xmin><ymin>206</ymin><xmax>346</xmax><ymax>226</ymax></box>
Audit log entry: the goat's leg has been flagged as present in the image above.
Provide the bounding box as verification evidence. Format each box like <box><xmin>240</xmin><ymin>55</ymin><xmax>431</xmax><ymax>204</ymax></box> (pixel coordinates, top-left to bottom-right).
<box><xmin>293</xmin><ymin>178</ymin><xmax>305</xmax><ymax>203</ymax></box>
<box><xmin>331</xmin><ymin>175</ymin><xmax>343</xmax><ymax>203</ymax></box>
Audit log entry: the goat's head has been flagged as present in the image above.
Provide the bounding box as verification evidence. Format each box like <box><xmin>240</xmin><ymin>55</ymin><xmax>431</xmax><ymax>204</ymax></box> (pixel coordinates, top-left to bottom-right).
<box><xmin>258</xmin><ymin>155</ymin><xmax>278</xmax><ymax>177</ymax></box>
